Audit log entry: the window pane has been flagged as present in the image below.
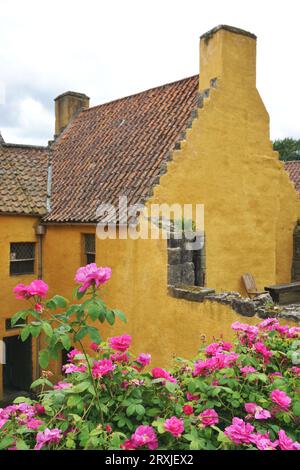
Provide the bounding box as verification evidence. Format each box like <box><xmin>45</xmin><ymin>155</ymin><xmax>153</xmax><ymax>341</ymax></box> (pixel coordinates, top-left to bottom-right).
<box><xmin>84</xmin><ymin>234</ymin><xmax>95</xmax><ymax>254</ymax></box>
<box><xmin>10</xmin><ymin>259</ymin><xmax>35</xmax><ymax>276</ymax></box>
<box><xmin>10</xmin><ymin>243</ymin><xmax>35</xmax><ymax>261</ymax></box>
<box><xmin>86</xmin><ymin>253</ymin><xmax>96</xmax><ymax>264</ymax></box>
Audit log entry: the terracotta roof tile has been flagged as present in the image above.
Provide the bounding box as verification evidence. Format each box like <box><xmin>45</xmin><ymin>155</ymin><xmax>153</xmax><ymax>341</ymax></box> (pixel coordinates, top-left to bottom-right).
<box><xmin>284</xmin><ymin>161</ymin><xmax>300</xmax><ymax>194</ymax></box>
<box><xmin>0</xmin><ymin>144</ymin><xmax>49</xmax><ymax>215</ymax></box>
<box><xmin>45</xmin><ymin>75</ymin><xmax>199</xmax><ymax>223</ymax></box>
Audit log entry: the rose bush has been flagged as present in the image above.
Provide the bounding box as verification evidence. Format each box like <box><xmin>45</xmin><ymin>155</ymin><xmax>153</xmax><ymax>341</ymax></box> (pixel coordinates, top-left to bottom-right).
<box><xmin>0</xmin><ymin>264</ymin><xmax>299</xmax><ymax>450</ymax></box>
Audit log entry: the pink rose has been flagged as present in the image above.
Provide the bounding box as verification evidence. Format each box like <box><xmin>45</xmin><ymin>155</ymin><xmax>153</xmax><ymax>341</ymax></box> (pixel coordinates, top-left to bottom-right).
<box><xmin>182</xmin><ymin>405</ymin><xmax>194</xmax><ymax>415</ymax></box>
<box><xmin>258</xmin><ymin>318</ymin><xmax>279</xmax><ymax>331</ymax></box>
<box><xmin>254</xmin><ymin>341</ymin><xmax>272</xmax><ymax>364</ymax></box>
<box><xmin>27</xmin><ymin>280</ymin><xmax>48</xmax><ymax>298</ymax></box>
<box><xmin>278</xmin><ymin>430</ymin><xmax>300</xmax><ymax>450</ymax></box>
<box><xmin>244</xmin><ymin>403</ymin><xmax>271</xmax><ymax>420</ymax></box>
<box><xmin>198</xmin><ymin>409</ymin><xmax>219</xmax><ymax>427</ymax></box>
<box><xmin>108</xmin><ymin>334</ymin><xmax>132</xmax><ymax>352</ymax></box>
<box><xmin>53</xmin><ymin>381</ymin><xmax>72</xmax><ymax>390</ymax></box>
<box><xmin>131</xmin><ymin>425</ymin><xmax>158</xmax><ymax>450</ymax></box>
<box><xmin>240</xmin><ymin>366</ymin><xmax>257</xmax><ymax>376</ymax></box>
<box><xmin>35</xmin><ymin>428</ymin><xmax>62</xmax><ymax>450</ymax></box>
<box><xmin>251</xmin><ymin>432</ymin><xmax>278</xmax><ymax>450</ymax></box>
<box><xmin>186</xmin><ymin>392</ymin><xmax>199</xmax><ymax>401</ymax></box>
<box><xmin>62</xmin><ymin>364</ymin><xmax>87</xmax><ymax>374</ymax></box>
<box><xmin>270</xmin><ymin>389</ymin><xmax>291</xmax><ymax>409</ymax></box>
<box><xmin>151</xmin><ymin>367</ymin><xmax>177</xmax><ymax>384</ymax></box>
<box><xmin>224</xmin><ymin>417</ymin><xmax>255</xmax><ymax>445</ymax></box>
<box><xmin>136</xmin><ymin>353</ymin><xmax>151</xmax><ymax>367</ymax></box>
<box><xmin>27</xmin><ymin>418</ymin><xmax>43</xmax><ymax>430</ymax></box>
<box><xmin>13</xmin><ymin>280</ymin><xmax>48</xmax><ymax>300</ymax></box>
<box><xmin>90</xmin><ymin>342</ymin><xmax>100</xmax><ymax>352</ymax></box>
<box><xmin>34</xmin><ymin>404</ymin><xmax>45</xmax><ymax>415</ymax></box>
<box><xmin>205</xmin><ymin>341</ymin><xmax>232</xmax><ymax>356</ymax></box>
<box><xmin>164</xmin><ymin>416</ymin><xmax>184</xmax><ymax>438</ymax></box>
<box><xmin>75</xmin><ymin>263</ymin><xmax>111</xmax><ymax>293</ymax></box>
<box><xmin>110</xmin><ymin>352</ymin><xmax>130</xmax><ymax>363</ymax></box>
<box><xmin>92</xmin><ymin>359</ymin><xmax>116</xmax><ymax>378</ymax></box>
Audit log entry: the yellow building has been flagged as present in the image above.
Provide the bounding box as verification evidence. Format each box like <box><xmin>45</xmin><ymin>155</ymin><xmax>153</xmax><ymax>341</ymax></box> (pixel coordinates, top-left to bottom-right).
<box><xmin>1</xmin><ymin>25</ymin><xmax>300</xmax><ymax>401</ymax></box>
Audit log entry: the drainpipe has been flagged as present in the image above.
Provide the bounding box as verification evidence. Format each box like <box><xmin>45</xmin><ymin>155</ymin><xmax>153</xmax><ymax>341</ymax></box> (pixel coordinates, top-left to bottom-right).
<box><xmin>35</xmin><ymin>224</ymin><xmax>46</xmax><ymax>380</ymax></box>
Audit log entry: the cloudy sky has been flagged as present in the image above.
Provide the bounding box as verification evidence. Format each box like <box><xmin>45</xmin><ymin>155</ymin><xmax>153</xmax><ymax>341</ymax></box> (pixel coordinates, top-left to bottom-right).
<box><xmin>0</xmin><ymin>0</ymin><xmax>299</xmax><ymax>145</ymax></box>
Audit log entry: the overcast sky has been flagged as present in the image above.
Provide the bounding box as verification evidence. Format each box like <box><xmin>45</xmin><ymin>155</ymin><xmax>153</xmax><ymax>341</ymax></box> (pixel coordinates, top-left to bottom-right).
<box><xmin>0</xmin><ymin>0</ymin><xmax>299</xmax><ymax>145</ymax></box>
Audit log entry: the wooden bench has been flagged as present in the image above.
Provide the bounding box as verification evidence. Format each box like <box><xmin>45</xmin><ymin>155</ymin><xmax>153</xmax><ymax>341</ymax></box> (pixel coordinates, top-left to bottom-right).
<box><xmin>242</xmin><ymin>273</ymin><xmax>265</xmax><ymax>298</ymax></box>
<box><xmin>265</xmin><ymin>282</ymin><xmax>300</xmax><ymax>305</ymax></box>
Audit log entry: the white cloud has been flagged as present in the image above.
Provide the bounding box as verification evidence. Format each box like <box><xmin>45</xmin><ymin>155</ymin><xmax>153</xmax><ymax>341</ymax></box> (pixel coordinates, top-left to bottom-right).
<box><xmin>0</xmin><ymin>0</ymin><xmax>299</xmax><ymax>144</ymax></box>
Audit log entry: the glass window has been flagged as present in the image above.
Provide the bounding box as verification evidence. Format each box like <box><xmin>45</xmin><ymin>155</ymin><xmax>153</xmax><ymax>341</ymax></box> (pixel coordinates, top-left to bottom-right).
<box><xmin>10</xmin><ymin>242</ymin><xmax>35</xmax><ymax>276</ymax></box>
<box><xmin>83</xmin><ymin>234</ymin><xmax>95</xmax><ymax>264</ymax></box>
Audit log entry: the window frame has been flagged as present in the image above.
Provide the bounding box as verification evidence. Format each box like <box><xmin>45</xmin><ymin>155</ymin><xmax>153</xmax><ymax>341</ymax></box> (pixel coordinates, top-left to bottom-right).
<box><xmin>82</xmin><ymin>233</ymin><xmax>96</xmax><ymax>265</ymax></box>
<box><xmin>9</xmin><ymin>242</ymin><xmax>36</xmax><ymax>276</ymax></box>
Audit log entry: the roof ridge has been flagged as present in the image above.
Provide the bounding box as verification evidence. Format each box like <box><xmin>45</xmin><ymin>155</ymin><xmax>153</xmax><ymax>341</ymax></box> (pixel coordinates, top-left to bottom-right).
<box><xmin>82</xmin><ymin>74</ymin><xmax>198</xmax><ymax>114</ymax></box>
<box><xmin>3</xmin><ymin>143</ymin><xmax>47</xmax><ymax>150</ymax></box>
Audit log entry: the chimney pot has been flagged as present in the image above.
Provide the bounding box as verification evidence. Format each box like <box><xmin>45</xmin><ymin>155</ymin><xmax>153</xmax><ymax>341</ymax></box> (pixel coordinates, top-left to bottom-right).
<box><xmin>54</xmin><ymin>91</ymin><xmax>89</xmax><ymax>136</ymax></box>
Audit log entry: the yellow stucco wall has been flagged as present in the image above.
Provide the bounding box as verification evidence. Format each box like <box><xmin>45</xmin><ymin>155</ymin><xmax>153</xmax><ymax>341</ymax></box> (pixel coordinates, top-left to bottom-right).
<box><xmin>0</xmin><ymin>215</ymin><xmax>39</xmax><ymax>400</ymax></box>
<box><xmin>150</xmin><ymin>28</ymin><xmax>300</xmax><ymax>293</ymax></box>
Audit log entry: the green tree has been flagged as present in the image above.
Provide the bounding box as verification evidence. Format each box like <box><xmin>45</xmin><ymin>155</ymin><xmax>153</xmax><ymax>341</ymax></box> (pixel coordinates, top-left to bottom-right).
<box><xmin>273</xmin><ymin>138</ymin><xmax>300</xmax><ymax>161</ymax></box>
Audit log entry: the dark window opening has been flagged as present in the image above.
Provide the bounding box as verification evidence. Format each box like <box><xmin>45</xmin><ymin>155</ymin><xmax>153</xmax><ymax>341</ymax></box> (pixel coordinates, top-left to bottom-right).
<box><xmin>84</xmin><ymin>234</ymin><xmax>95</xmax><ymax>264</ymax></box>
<box><xmin>167</xmin><ymin>232</ymin><xmax>206</xmax><ymax>287</ymax></box>
<box><xmin>2</xmin><ymin>335</ymin><xmax>32</xmax><ymax>403</ymax></box>
<box><xmin>10</xmin><ymin>242</ymin><xmax>35</xmax><ymax>276</ymax></box>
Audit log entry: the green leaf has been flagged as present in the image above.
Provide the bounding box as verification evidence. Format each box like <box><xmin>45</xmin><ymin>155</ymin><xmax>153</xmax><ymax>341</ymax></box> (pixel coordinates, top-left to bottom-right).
<box><xmin>52</xmin><ymin>295</ymin><xmax>68</xmax><ymax>308</ymax></box>
<box><xmin>39</xmin><ymin>350</ymin><xmax>50</xmax><ymax>369</ymax></box>
<box><xmin>146</xmin><ymin>407</ymin><xmax>161</xmax><ymax>417</ymax></box>
<box><xmin>126</xmin><ymin>404</ymin><xmax>136</xmax><ymax>416</ymax></box>
<box><xmin>0</xmin><ymin>437</ymin><xmax>15</xmax><ymax>450</ymax></box>
<box><xmin>72</xmin><ymin>381</ymin><xmax>91</xmax><ymax>393</ymax></box>
<box><xmin>112</xmin><ymin>309</ymin><xmax>127</xmax><ymax>323</ymax></box>
<box><xmin>67</xmin><ymin>395</ymin><xmax>83</xmax><ymax>408</ymax></box>
<box><xmin>42</xmin><ymin>322</ymin><xmax>53</xmax><ymax>337</ymax></box>
<box><xmin>20</xmin><ymin>325</ymin><xmax>31</xmax><ymax>341</ymax></box>
<box><xmin>11</xmin><ymin>310</ymin><xmax>28</xmax><ymax>327</ymax></box>
<box><xmin>88</xmin><ymin>326</ymin><xmax>101</xmax><ymax>343</ymax></box>
<box><xmin>293</xmin><ymin>401</ymin><xmax>300</xmax><ymax>417</ymax></box>
<box><xmin>30</xmin><ymin>325</ymin><xmax>42</xmax><ymax>338</ymax></box>
<box><xmin>165</xmin><ymin>381</ymin><xmax>177</xmax><ymax>393</ymax></box>
<box><xmin>46</xmin><ymin>299</ymin><xmax>57</xmax><ymax>311</ymax></box>
<box><xmin>30</xmin><ymin>378</ymin><xmax>44</xmax><ymax>389</ymax></box>
<box><xmin>16</xmin><ymin>439</ymin><xmax>30</xmax><ymax>450</ymax></box>
<box><xmin>106</xmin><ymin>310</ymin><xmax>115</xmax><ymax>326</ymax></box>
<box><xmin>61</xmin><ymin>334</ymin><xmax>71</xmax><ymax>350</ymax></box>
<box><xmin>74</xmin><ymin>326</ymin><xmax>90</xmax><ymax>341</ymax></box>
<box><xmin>87</xmin><ymin>304</ymin><xmax>99</xmax><ymax>321</ymax></box>
<box><xmin>135</xmin><ymin>404</ymin><xmax>145</xmax><ymax>415</ymax></box>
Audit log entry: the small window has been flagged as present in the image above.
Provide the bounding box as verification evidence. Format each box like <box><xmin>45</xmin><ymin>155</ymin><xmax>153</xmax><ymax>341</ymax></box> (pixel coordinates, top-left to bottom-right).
<box><xmin>83</xmin><ymin>234</ymin><xmax>95</xmax><ymax>264</ymax></box>
<box><xmin>10</xmin><ymin>242</ymin><xmax>35</xmax><ymax>276</ymax></box>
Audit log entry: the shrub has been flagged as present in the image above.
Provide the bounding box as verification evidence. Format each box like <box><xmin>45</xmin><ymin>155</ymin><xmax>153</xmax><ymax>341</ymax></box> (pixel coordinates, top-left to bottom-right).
<box><xmin>0</xmin><ymin>265</ymin><xmax>299</xmax><ymax>450</ymax></box>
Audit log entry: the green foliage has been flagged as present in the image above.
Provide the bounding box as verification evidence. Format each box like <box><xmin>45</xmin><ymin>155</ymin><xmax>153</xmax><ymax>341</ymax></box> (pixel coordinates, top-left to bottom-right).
<box><xmin>273</xmin><ymin>138</ymin><xmax>300</xmax><ymax>161</ymax></box>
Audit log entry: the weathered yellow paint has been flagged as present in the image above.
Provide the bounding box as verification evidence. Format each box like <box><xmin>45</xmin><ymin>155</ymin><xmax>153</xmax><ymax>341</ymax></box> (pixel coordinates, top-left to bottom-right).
<box><xmin>0</xmin><ymin>215</ymin><xmax>39</xmax><ymax>400</ymax></box>
<box><xmin>150</xmin><ymin>27</ymin><xmax>300</xmax><ymax>293</ymax></box>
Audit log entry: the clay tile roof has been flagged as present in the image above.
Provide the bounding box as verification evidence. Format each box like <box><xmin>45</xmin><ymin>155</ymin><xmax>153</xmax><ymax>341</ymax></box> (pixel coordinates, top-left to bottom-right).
<box><xmin>284</xmin><ymin>161</ymin><xmax>300</xmax><ymax>194</ymax></box>
<box><xmin>44</xmin><ymin>75</ymin><xmax>199</xmax><ymax>223</ymax></box>
<box><xmin>0</xmin><ymin>143</ymin><xmax>49</xmax><ymax>215</ymax></box>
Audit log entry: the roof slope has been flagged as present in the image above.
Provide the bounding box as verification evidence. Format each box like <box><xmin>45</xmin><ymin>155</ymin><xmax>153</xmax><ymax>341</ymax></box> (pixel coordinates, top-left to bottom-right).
<box><xmin>0</xmin><ymin>144</ymin><xmax>49</xmax><ymax>215</ymax></box>
<box><xmin>284</xmin><ymin>161</ymin><xmax>300</xmax><ymax>194</ymax></box>
<box><xmin>45</xmin><ymin>75</ymin><xmax>199</xmax><ymax>223</ymax></box>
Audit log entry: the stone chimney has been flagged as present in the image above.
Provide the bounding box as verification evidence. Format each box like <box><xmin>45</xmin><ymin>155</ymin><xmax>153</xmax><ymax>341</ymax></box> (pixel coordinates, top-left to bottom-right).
<box><xmin>199</xmin><ymin>25</ymin><xmax>257</xmax><ymax>91</ymax></box>
<box><xmin>54</xmin><ymin>91</ymin><xmax>90</xmax><ymax>136</ymax></box>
